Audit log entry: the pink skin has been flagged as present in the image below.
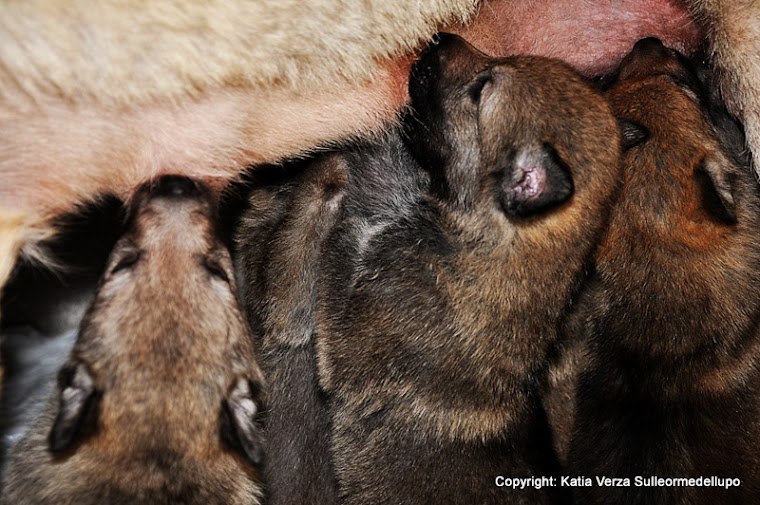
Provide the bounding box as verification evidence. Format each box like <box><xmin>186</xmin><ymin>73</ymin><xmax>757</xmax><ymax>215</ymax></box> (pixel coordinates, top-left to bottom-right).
<box><xmin>0</xmin><ymin>0</ymin><xmax>702</xmax><ymax>225</ymax></box>
<box><xmin>512</xmin><ymin>164</ymin><xmax>547</xmax><ymax>201</ymax></box>
<box><xmin>452</xmin><ymin>0</ymin><xmax>701</xmax><ymax>76</ymax></box>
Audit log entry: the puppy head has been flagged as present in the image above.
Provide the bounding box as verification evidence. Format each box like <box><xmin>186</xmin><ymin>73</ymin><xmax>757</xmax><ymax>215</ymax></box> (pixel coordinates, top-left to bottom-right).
<box><xmin>407</xmin><ymin>33</ymin><xmax>621</xmax><ymax>228</ymax></box>
<box><xmin>605</xmin><ymin>38</ymin><xmax>751</xmax><ymax>247</ymax></box>
<box><xmin>597</xmin><ymin>39</ymin><xmax>760</xmax><ymax>359</ymax></box>
<box><xmin>50</xmin><ymin>176</ymin><xmax>264</xmax><ymax>469</ymax></box>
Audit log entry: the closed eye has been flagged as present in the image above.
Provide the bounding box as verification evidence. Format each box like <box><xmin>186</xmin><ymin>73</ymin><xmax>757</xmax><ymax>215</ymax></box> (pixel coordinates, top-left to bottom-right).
<box><xmin>468</xmin><ymin>73</ymin><xmax>492</xmax><ymax>103</ymax></box>
<box><xmin>204</xmin><ymin>256</ymin><xmax>230</xmax><ymax>283</ymax></box>
<box><xmin>110</xmin><ymin>249</ymin><xmax>141</xmax><ymax>275</ymax></box>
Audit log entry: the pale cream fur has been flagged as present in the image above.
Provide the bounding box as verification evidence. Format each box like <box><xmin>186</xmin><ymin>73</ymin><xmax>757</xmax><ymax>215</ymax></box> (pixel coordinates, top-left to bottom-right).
<box><xmin>0</xmin><ymin>210</ymin><xmax>56</xmax><ymax>308</ymax></box>
<box><xmin>0</xmin><ymin>0</ymin><xmax>478</xmax><ymax>104</ymax></box>
<box><xmin>691</xmin><ymin>0</ymin><xmax>760</xmax><ymax>174</ymax></box>
<box><xmin>0</xmin><ymin>0</ymin><xmax>480</xmax><ymax>295</ymax></box>
<box><xmin>0</xmin><ymin>0</ymin><xmax>755</xmax><ymax>301</ymax></box>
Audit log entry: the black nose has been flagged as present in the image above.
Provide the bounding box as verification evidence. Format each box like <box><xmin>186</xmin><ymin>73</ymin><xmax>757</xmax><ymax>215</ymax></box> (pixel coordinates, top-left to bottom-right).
<box><xmin>150</xmin><ymin>175</ymin><xmax>203</xmax><ymax>199</ymax></box>
<box><xmin>415</xmin><ymin>33</ymin><xmax>472</xmax><ymax>71</ymax></box>
<box><xmin>132</xmin><ymin>176</ymin><xmax>212</xmax><ymax>211</ymax></box>
<box><xmin>410</xmin><ymin>32</ymin><xmax>482</xmax><ymax>102</ymax></box>
<box><xmin>429</xmin><ymin>32</ymin><xmax>464</xmax><ymax>51</ymax></box>
<box><xmin>633</xmin><ymin>37</ymin><xmax>664</xmax><ymax>51</ymax></box>
<box><xmin>630</xmin><ymin>37</ymin><xmax>673</xmax><ymax>60</ymax></box>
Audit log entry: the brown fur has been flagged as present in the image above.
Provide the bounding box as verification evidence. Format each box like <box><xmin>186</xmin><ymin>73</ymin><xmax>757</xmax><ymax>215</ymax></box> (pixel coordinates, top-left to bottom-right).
<box><xmin>0</xmin><ymin>0</ymin><xmax>740</xmax><ymax>440</ymax></box>
<box><xmin>234</xmin><ymin>127</ymin><xmax>430</xmax><ymax>504</ymax></box>
<box><xmin>0</xmin><ymin>0</ymin><xmax>479</xmax><ymax>289</ymax></box>
<box><xmin>316</xmin><ymin>34</ymin><xmax>623</xmax><ymax>504</ymax></box>
<box><xmin>541</xmin><ymin>330</ymin><xmax>589</xmax><ymax>467</ymax></box>
<box><xmin>0</xmin><ymin>0</ymin><xmax>705</xmax><ymax>296</ymax></box>
<box><xmin>0</xmin><ymin>0</ymin><xmax>712</xmax><ymax>391</ymax></box>
<box><xmin>690</xmin><ymin>0</ymin><xmax>760</xmax><ymax>172</ymax></box>
<box><xmin>1</xmin><ymin>177</ymin><xmax>264</xmax><ymax>505</ymax></box>
<box><xmin>567</xmin><ymin>39</ymin><xmax>760</xmax><ymax>505</ymax></box>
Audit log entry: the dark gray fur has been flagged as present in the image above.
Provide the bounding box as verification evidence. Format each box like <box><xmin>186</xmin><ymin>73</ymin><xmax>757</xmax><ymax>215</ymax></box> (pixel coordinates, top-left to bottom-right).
<box><xmin>316</xmin><ymin>34</ymin><xmax>623</xmax><ymax>505</ymax></box>
<box><xmin>234</xmin><ymin>127</ymin><xmax>427</xmax><ymax>505</ymax></box>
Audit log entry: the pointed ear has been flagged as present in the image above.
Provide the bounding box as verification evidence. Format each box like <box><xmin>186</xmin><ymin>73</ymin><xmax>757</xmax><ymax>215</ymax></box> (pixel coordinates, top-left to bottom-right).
<box><xmin>49</xmin><ymin>362</ymin><xmax>99</xmax><ymax>453</ymax></box>
<box><xmin>617</xmin><ymin>118</ymin><xmax>649</xmax><ymax>150</ymax></box>
<box><xmin>499</xmin><ymin>143</ymin><xmax>574</xmax><ymax>219</ymax></box>
<box><xmin>694</xmin><ymin>154</ymin><xmax>738</xmax><ymax>224</ymax></box>
<box><xmin>221</xmin><ymin>378</ymin><xmax>264</xmax><ymax>466</ymax></box>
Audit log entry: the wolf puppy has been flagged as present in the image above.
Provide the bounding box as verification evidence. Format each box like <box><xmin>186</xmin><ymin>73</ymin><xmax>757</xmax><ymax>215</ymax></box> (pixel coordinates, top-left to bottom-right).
<box><xmin>567</xmin><ymin>38</ymin><xmax>760</xmax><ymax>505</ymax></box>
<box><xmin>235</xmin><ymin>156</ymin><xmax>348</xmax><ymax>505</ymax></box>
<box><xmin>1</xmin><ymin>176</ymin><xmax>264</xmax><ymax>505</ymax></box>
<box><xmin>235</xmin><ymin>120</ymin><xmax>430</xmax><ymax>503</ymax></box>
<box><xmin>315</xmin><ymin>33</ymin><xmax>623</xmax><ymax>504</ymax></box>
<box><xmin>0</xmin><ymin>0</ymin><xmax>704</xmax><ymax>306</ymax></box>
<box><xmin>0</xmin><ymin>0</ymin><xmax>708</xmax><ymax>393</ymax></box>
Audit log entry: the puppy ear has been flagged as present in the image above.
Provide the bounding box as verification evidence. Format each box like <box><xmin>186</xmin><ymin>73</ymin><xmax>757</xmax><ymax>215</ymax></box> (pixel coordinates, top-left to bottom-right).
<box><xmin>49</xmin><ymin>361</ymin><xmax>99</xmax><ymax>453</ymax></box>
<box><xmin>617</xmin><ymin>118</ymin><xmax>649</xmax><ymax>150</ymax></box>
<box><xmin>499</xmin><ymin>143</ymin><xmax>574</xmax><ymax>219</ymax></box>
<box><xmin>694</xmin><ymin>154</ymin><xmax>738</xmax><ymax>224</ymax></box>
<box><xmin>221</xmin><ymin>378</ymin><xmax>264</xmax><ymax>466</ymax></box>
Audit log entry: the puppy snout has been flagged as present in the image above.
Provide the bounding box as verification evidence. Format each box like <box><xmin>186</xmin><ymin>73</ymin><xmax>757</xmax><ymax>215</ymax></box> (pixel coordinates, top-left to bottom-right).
<box><xmin>410</xmin><ymin>32</ymin><xmax>490</xmax><ymax>108</ymax></box>
<box><xmin>419</xmin><ymin>33</ymin><xmax>477</xmax><ymax>72</ymax></box>
<box><xmin>150</xmin><ymin>175</ymin><xmax>204</xmax><ymax>199</ymax></box>
<box><xmin>429</xmin><ymin>32</ymin><xmax>469</xmax><ymax>56</ymax></box>
<box><xmin>631</xmin><ymin>37</ymin><xmax>669</xmax><ymax>58</ymax></box>
<box><xmin>133</xmin><ymin>175</ymin><xmax>212</xmax><ymax>208</ymax></box>
<box><xmin>618</xmin><ymin>37</ymin><xmax>683</xmax><ymax>81</ymax></box>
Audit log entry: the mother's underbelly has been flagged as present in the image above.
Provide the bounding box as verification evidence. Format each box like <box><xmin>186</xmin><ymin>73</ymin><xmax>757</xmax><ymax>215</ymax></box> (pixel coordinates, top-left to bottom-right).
<box><xmin>453</xmin><ymin>0</ymin><xmax>701</xmax><ymax>76</ymax></box>
<box><xmin>0</xmin><ymin>0</ymin><xmax>703</xmax><ymax>215</ymax></box>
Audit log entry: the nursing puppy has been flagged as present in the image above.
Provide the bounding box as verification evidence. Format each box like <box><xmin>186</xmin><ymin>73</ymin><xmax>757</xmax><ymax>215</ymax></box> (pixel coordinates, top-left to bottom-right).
<box><xmin>0</xmin><ymin>0</ymin><xmax>704</xmax><ymax>309</ymax></box>
<box><xmin>567</xmin><ymin>39</ymin><xmax>760</xmax><ymax>505</ymax></box>
<box><xmin>691</xmin><ymin>0</ymin><xmax>760</xmax><ymax>178</ymax></box>
<box><xmin>0</xmin><ymin>0</ymin><xmax>710</xmax><ymax>392</ymax></box>
<box><xmin>316</xmin><ymin>34</ymin><xmax>624</xmax><ymax>504</ymax></box>
<box><xmin>235</xmin><ymin>155</ymin><xmax>347</xmax><ymax>505</ymax></box>
<box><xmin>235</xmin><ymin>125</ymin><xmax>429</xmax><ymax>504</ymax></box>
<box><xmin>1</xmin><ymin>176</ymin><xmax>264</xmax><ymax>505</ymax></box>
